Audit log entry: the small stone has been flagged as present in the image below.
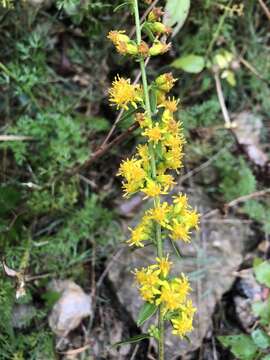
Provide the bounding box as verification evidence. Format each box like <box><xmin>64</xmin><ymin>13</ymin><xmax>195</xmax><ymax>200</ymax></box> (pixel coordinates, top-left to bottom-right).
<box><xmin>48</xmin><ymin>280</ymin><xmax>92</xmax><ymax>337</ymax></box>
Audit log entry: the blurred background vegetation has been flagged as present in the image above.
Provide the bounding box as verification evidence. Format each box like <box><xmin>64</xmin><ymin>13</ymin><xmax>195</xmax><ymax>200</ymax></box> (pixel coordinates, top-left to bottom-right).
<box><xmin>0</xmin><ymin>0</ymin><xmax>269</xmax><ymax>359</ymax></box>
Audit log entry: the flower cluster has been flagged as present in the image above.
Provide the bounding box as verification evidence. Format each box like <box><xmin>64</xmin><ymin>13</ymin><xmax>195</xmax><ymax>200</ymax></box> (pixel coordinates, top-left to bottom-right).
<box><xmin>134</xmin><ymin>257</ymin><xmax>196</xmax><ymax>338</ymax></box>
<box><xmin>108</xmin><ymin>1</ymin><xmax>199</xmax><ymax>344</ymax></box>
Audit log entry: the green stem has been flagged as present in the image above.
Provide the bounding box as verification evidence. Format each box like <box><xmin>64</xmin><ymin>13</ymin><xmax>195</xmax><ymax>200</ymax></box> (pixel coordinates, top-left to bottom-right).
<box><xmin>133</xmin><ymin>1</ymin><xmax>164</xmax><ymax>358</ymax></box>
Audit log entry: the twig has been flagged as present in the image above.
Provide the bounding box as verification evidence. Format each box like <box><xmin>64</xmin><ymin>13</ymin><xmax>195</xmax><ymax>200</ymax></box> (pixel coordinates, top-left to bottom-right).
<box><xmin>258</xmin><ymin>0</ymin><xmax>270</xmax><ymax>21</ymax></box>
<box><xmin>214</xmin><ymin>72</ymin><xmax>232</xmax><ymax>128</ymax></box>
<box><xmin>96</xmin><ymin>247</ymin><xmax>124</xmax><ymax>289</ymax></box>
<box><xmin>239</xmin><ymin>56</ymin><xmax>266</xmax><ymax>82</ymax></box>
<box><xmin>203</xmin><ymin>188</ymin><xmax>270</xmax><ymax>218</ymax></box>
<box><xmin>180</xmin><ymin>148</ymin><xmax>227</xmax><ymax>183</ymax></box>
<box><xmin>72</xmin><ymin>122</ymin><xmax>139</xmax><ymax>173</ymax></box>
<box><xmin>0</xmin><ymin>135</ymin><xmax>33</xmax><ymax>141</ymax></box>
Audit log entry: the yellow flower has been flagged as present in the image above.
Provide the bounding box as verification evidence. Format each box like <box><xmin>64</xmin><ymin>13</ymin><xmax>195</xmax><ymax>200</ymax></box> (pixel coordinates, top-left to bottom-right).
<box><xmin>169</xmin><ymin>219</ymin><xmax>190</xmax><ymax>242</ymax></box>
<box><xmin>156</xmin><ymin>274</ymin><xmax>191</xmax><ymax>311</ymax></box>
<box><xmin>118</xmin><ymin>157</ymin><xmax>145</xmax><ymax>183</ymax></box>
<box><xmin>173</xmin><ymin>193</ymin><xmax>188</xmax><ymax>214</ymax></box>
<box><xmin>142</xmin><ymin>123</ymin><xmax>165</xmax><ymax>144</ymax></box>
<box><xmin>137</xmin><ymin>144</ymin><xmax>150</xmax><ymax>169</ymax></box>
<box><xmin>156</xmin><ymin>255</ymin><xmax>172</xmax><ymax>278</ymax></box>
<box><xmin>127</xmin><ymin>214</ymin><xmax>151</xmax><ymax>247</ymax></box>
<box><xmin>159</xmin><ymin>97</ymin><xmax>179</xmax><ymax>113</ymax></box>
<box><xmin>147</xmin><ymin>202</ymin><xmax>171</xmax><ymax>227</ymax></box>
<box><xmin>157</xmin><ymin>174</ymin><xmax>176</xmax><ymax>191</ymax></box>
<box><xmin>122</xmin><ymin>181</ymin><xmax>141</xmax><ymax>197</ymax></box>
<box><xmin>185</xmin><ymin>210</ymin><xmax>200</xmax><ymax>230</ymax></box>
<box><xmin>180</xmin><ymin>299</ymin><xmax>197</xmax><ymax>318</ymax></box>
<box><xmin>127</xmin><ymin>225</ymin><xmax>146</xmax><ymax>247</ymax></box>
<box><xmin>109</xmin><ymin>76</ymin><xmax>141</xmax><ymax>110</ymax></box>
<box><xmin>142</xmin><ymin>179</ymin><xmax>166</xmax><ymax>198</ymax></box>
<box><xmin>134</xmin><ymin>265</ymin><xmax>161</xmax><ymax>303</ymax></box>
<box><xmin>171</xmin><ymin>312</ymin><xmax>194</xmax><ymax>338</ymax></box>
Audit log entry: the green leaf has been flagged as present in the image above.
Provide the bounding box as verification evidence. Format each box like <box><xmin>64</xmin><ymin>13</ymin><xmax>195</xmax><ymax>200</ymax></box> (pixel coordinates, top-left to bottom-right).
<box><xmin>251</xmin><ymin>329</ymin><xmax>270</xmax><ymax>350</ymax></box>
<box><xmin>164</xmin><ymin>0</ymin><xmax>190</xmax><ymax>34</ymax></box>
<box><xmin>252</xmin><ymin>299</ymin><xmax>270</xmax><ymax>326</ymax></box>
<box><xmin>261</xmin><ymin>356</ymin><xmax>270</xmax><ymax>360</ymax></box>
<box><xmin>171</xmin><ymin>54</ymin><xmax>205</xmax><ymax>74</ymax></box>
<box><xmin>149</xmin><ymin>89</ymin><xmax>157</xmax><ymax>114</ymax></box>
<box><xmin>137</xmin><ymin>302</ymin><xmax>157</xmax><ymax>327</ymax></box>
<box><xmin>218</xmin><ymin>334</ymin><xmax>258</xmax><ymax>360</ymax></box>
<box><xmin>253</xmin><ymin>260</ymin><xmax>270</xmax><ymax>287</ymax></box>
<box><xmin>112</xmin><ymin>334</ymin><xmax>150</xmax><ymax>347</ymax></box>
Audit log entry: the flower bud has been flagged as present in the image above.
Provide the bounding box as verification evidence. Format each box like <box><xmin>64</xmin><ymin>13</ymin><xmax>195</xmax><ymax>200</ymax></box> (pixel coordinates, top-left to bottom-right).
<box><xmin>148</xmin><ymin>7</ymin><xmax>164</xmax><ymax>22</ymax></box>
<box><xmin>148</xmin><ymin>22</ymin><xmax>172</xmax><ymax>34</ymax></box>
<box><xmin>116</xmin><ymin>41</ymin><xmax>138</xmax><ymax>56</ymax></box>
<box><xmin>107</xmin><ymin>30</ymin><xmax>130</xmax><ymax>45</ymax></box>
<box><xmin>155</xmin><ymin>73</ymin><xmax>177</xmax><ymax>92</ymax></box>
<box><xmin>149</xmin><ymin>41</ymin><xmax>171</xmax><ymax>56</ymax></box>
<box><xmin>138</xmin><ymin>41</ymin><xmax>149</xmax><ymax>57</ymax></box>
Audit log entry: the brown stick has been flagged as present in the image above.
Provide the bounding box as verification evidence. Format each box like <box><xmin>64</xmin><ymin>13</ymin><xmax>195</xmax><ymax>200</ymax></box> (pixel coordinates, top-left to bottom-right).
<box><xmin>203</xmin><ymin>188</ymin><xmax>270</xmax><ymax>218</ymax></box>
<box><xmin>72</xmin><ymin>122</ymin><xmax>139</xmax><ymax>173</ymax></box>
<box><xmin>258</xmin><ymin>0</ymin><xmax>270</xmax><ymax>21</ymax></box>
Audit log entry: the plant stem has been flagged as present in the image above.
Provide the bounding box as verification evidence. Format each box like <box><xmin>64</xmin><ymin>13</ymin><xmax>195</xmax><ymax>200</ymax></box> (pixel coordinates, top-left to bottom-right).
<box><xmin>133</xmin><ymin>0</ymin><xmax>164</xmax><ymax>358</ymax></box>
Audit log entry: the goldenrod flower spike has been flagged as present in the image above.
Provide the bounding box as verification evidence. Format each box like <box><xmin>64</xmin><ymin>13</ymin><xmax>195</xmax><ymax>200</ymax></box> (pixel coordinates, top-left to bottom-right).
<box><xmin>108</xmin><ymin>1</ymin><xmax>199</xmax><ymax>357</ymax></box>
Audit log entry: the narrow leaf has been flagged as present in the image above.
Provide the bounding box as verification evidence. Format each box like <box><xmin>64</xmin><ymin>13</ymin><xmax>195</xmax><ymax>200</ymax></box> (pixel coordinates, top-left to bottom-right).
<box><xmin>112</xmin><ymin>334</ymin><xmax>150</xmax><ymax>347</ymax></box>
<box><xmin>137</xmin><ymin>302</ymin><xmax>157</xmax><ymax>327</ymax></box>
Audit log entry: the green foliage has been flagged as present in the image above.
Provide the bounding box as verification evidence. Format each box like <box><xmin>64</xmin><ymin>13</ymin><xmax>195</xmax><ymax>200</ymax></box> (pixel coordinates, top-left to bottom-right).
<box><xmin>243</xmin><ymin>200</ymin><xmax>270</xmax><ymax>235</ymax></box>
<box><xmin>214</xmin><ymin>152</ymin><xmax>256</xmax><ymax>201</ymax></box>
<box><xmin>171</xmin><ymin>54</ymin><xmax>205</xmax><ymax>74</ymax></box>
<box><xmin>218</xmin><ymin>334</ymin><xmax>258</xmax><ymax>360</ymax></box>
<box><xmin>137</xmin><ymin>302</ymin><xmax>158</xmax><ymax>327</ymax></box>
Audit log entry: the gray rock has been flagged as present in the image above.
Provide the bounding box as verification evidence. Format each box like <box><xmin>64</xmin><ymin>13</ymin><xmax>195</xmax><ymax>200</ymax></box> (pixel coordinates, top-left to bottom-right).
<box><xmin>109</xmin><ymin>187</ymin><xmax>253</xmax><ymax>358</ymax></box>
<box><xmin>48</xmin><ymin>280</ymin><xmax>92</xmax><ymax>337</ymax></box>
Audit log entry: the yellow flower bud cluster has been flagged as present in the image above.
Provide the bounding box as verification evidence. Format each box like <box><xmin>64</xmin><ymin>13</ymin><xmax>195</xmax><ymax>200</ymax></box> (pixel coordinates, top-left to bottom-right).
<box><xmin>134</xmin><ymin>256</ymin><xmax>196</xmax><ymax>338</ymax></box>
<box><xmin>107</xmin><ymin>8</ymin><xmax>171</xmax><ymax>58</ymax></box>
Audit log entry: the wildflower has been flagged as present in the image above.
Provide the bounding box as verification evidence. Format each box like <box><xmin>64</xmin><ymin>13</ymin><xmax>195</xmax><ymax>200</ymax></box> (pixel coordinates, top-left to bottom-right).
<box><xmin>109</xmin><ymin>76</ymin><xmax>142</xmax><ymax>110</ymax></box>
<box><xmin>149</xmin><ymin>41</ymin><xmax>171</xmax><ymax>56</ymax></box>
<box><xmin>156</xmin><ymin>274</ymin><xmax>191</xmax><ymax>311</ymax></box>
<box><xmin>173</xmin><ymin>193</ymin><xmax>188</xmax><ymax>214</ymax></box>
<box><xmin>134</xmin><ymin>265</ymin><xmax>161</xmax><ymax>303</ymax></box>
<box><xmin>157</xmin><ymin>174</ymin><xmax>176</xmax><ymax>191</ymax></box>
<box><xmin>142</xmin><ymin>179</ymin><xmax>166</xmax><ymax>198</ymax></box>
<box><xmin>143</xmin><ymin>123</ymin><xmax>165</xmax><ymax>144</ymax></box>
<box><xmin>137</xmin><ymin>144</ymin><xmax>150</xmax><ymax>168</ymax></box>
<box><xmin>185</xmin><ymin>210</ymin><xmax>200</xmax><ymax>230</ymax></box>
<box><xmin>155</xmin><ymin>73</ymin><xmax>177</xmax><ymax>93</ymax></box>
<box><xmin>127</xmin><ymin>214</ymin><xmax>151</xmax><ymax>247</ymax></box>
<box><xmin>156</xmin><ymin>255</ymin><xmax>172</xmax><ymax>277</ymax></box>
<box><xmin>159</xmin><ymin>97</ymin><xmax>179</xmax><ymax>113</ymax></box>
<box><xmin>118</xmin><ymin>157</ymin><xmax>145</xmax><ymax>183</ymax></box>
<box><xmin>169</xmin><ymin>219</ymin><xmax>190</xmax><ymax>242</ymax></box>
<box><xmin>171</xmin><ymin>312</ymin><xmax>194</xmax><ymax>338</ymax></box>
<box><xmin>147</xmin><ymin>202</ymin><xmax>171</xmax><ymax>227</ymax></box>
